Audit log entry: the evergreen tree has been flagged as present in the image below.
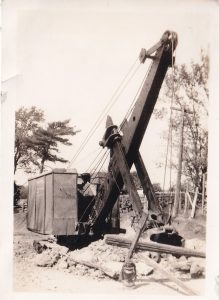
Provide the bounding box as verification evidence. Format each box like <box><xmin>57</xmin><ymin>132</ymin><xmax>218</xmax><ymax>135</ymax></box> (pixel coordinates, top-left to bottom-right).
<box><xmin>26</xmin><ymin>120</ymin><xmax>79</xmax><ymax>173</ymax></box>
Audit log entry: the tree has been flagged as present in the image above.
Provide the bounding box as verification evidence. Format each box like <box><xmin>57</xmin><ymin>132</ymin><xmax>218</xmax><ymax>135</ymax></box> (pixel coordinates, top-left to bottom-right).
<box><xmin>152</xmin><ymin>183</ymin><xmax>162</xmax><ymax>192</ymax></box>
<box><xmin>15</xmin><ymin>106</ymin><xmax>44</xmax><ymax>173</ymax></box>
<box><xmin>155</xmin><ymin>52</ymin><xmax>209</xmax><ymax>191</ymax></box>
<box><xmin>14</xmin><ymin>181</ymin><xmax>21</xmax><ymax>206</ymax></box>
<box><xmin>26</xmin><ymin>120</ymin><xmax>79</xmax><ymax>173</ymax></box>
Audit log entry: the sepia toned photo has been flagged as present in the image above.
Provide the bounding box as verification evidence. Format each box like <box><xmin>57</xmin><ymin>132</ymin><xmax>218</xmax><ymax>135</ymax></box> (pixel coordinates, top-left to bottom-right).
<box><xmin>1</xmin><ymin>0</ymin><xmax>219</xmax><ymax>299</ymax></box>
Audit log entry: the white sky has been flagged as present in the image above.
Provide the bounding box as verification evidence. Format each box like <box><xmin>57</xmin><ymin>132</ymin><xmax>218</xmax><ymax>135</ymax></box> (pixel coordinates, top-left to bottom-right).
<box><xmin>2</xmin><ymin>0</ymin><xmax>213</xmax><ymax>185</ymax></box>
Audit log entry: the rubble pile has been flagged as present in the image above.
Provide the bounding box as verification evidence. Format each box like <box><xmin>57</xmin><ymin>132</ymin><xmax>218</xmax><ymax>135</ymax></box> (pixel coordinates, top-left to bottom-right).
<box><xmin>159</xmin><ymin>254</ymin><xmax>205</xmax><ymax>280</ymax></box>
<box><xmin>32</xmin><ymin>239</ymin><xmax>152</xmax><ymax>280</ymax></box>
<box><xmin>31</xmin><ymin>236</ymin><xmax>205</xmax><ymax>281</ymax></box>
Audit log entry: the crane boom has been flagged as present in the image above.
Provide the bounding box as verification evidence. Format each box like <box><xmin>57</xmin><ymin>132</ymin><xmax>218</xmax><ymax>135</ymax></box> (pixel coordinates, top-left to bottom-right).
<box><xmin>86</xmin><ymin>31</ymin><xmax>178</xmax><ymax>234</ymax></box>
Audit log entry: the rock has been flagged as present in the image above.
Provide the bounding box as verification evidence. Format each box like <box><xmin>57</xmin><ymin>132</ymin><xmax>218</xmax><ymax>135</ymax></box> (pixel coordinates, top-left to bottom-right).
<box><xmin>190</xmin><ymin>262</ymin><xmax>204</xmax><ymax>278</ymax></box>
<box><xmin>67</xmin><ymin>257</ymin><xmax>77</xmax><ymax>267</ymax></box>
<box><xmin>167</xmin><ymin>254</ymin><xmax>177</xmax><ymax>263</ymax></box>
<box><xmin>56</xmin><ymin>257</ymin><xmax>69</xmax><ymax>269</ymax></box>
<box><xmin>33</xmin><ymin>240</ymin><xmax>47</xmax><ymax>254</ymax></box>
<box><xmin>75</xmin><ymin>264</ymin><xmax>89</xmax><ymax>276</ymax></box>
<box><xmin>103</xmin><ymin>261</ymin><xmax>123</xmax><ymax>276</ymax></box>
<box><xmin>47</xmin><ymin>235</ymin><xmax>57</xmax><ymax>243</ymax></box>
<box><xmin>34</xmin><ymin>250</ymin><xmax>60</xmax><ymax>267</ymax></box>
<box><xmin>149</xmin><ymin>252</ymin><xmax>161</xmax><ymax>263</ymax></box>
<box><xmin>160</xmin><ymin>253</ymin><xmax>168</xmax><ymax>259</ymax></box>
<box><xmin>171</xmin><ymin>261</ymin><xmax>191</xmax><ymax>273</ymax></box>
<box><xmin>108</xmin><ymin>254</ymin><xmax>121</xmax><ymax>262</ymax></box>
<box><xmin>178</xmin><ymin>273</ymin><xmax>191</xmax><ymax>281</ymax></box>
<box><xmin>136</xmin><ymin>262</ymin><xmax>153</xmax><ymax>276</ymax></box>
<box><xmin>184</xmin><ymin>239</ymin><xmax>206</xmax><ymax>252</ymax></box>
<box><xmin>119</xmin><ymin>256</ymin><xmax>125</xmax><ymax>262</ymax></box>
<box><xmin>188</xmin><ymin>257</ymin><xmax>205</xmax><ymax>267</ymax></box>
<box><xmin>33</xmin><ymin>240</ymin><xmax>69</xmax><ymax>256</ymax></box>
<box><xmin>71</xmin><ymin>250</ymin><xmax>94</xmax><ymax>262</ymax></box>
<box><xmin>178</xmin><ymin>256</ymin><xmax>187</xmax><ymax>262</ymax></box>
<box><xmin>97</xmin><ymin>270</ymin><xmax>105</xmax><ymax>278</ymax></box>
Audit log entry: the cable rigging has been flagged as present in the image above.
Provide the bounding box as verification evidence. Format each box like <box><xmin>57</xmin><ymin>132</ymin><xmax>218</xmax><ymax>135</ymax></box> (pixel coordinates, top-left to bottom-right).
<box><xmin>68</xmin><ymin>56</ymin><xmax>141</xmax><ymax>168</ymax></box>
<box><xmin>78</xmin><ymin>62</ymin><xmax>152</xmax><ymax>196</ymax></box>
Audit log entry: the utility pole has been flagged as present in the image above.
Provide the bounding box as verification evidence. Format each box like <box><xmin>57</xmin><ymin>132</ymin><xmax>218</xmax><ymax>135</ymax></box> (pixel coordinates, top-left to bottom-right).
<box><xmin>171</xmin><ymin>106</ymin><xmax>192</xmax><ymax>219</ymax></box>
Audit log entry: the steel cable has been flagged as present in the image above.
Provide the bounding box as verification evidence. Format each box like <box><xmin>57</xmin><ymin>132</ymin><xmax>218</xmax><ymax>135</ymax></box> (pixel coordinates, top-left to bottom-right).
<box><xmin>119</xmin><ymin>61</ymin><xmax>152</xmax><ymax>132</ymax></box>
<box><xmin>68</xmin><ymin>57</ymin><xmax>140</xmax><ymax>167</ymax></box>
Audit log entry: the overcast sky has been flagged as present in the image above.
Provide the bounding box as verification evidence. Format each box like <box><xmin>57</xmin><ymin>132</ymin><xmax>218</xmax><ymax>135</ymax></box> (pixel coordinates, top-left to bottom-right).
<box><xmin>2</xmin><ymin>0</ymin><xmax>214</xmax><ymax>185</ymax></box>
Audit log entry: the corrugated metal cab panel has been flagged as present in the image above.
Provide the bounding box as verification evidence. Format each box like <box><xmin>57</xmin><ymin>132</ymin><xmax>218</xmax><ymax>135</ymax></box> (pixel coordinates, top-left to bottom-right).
<box><xmin>53</xmin><ymin>173</ymin><xmax>78</xmax><ymax>235</ymax></box>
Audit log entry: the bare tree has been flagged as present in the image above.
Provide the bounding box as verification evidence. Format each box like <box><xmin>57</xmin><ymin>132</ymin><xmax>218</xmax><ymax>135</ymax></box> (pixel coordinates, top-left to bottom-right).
<box><xmin>154</xmin><ymin>52</ymin><xmax>209</xmax><ymax>191</ymax></box>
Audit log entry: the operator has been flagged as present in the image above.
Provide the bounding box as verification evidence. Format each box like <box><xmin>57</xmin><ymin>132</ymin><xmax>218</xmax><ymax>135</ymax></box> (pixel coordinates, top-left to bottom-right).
<box><xmin>77</xmin><ymin>173</ymin><xmax>97</xmax><ymax>222</ymax></box>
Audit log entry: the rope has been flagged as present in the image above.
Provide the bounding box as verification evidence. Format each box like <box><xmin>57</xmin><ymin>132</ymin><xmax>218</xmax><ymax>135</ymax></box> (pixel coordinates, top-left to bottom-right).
<box><xmin>68</xmin><ymin>57</ymin><xmax>140</xmax><ymax>167</ymax></box>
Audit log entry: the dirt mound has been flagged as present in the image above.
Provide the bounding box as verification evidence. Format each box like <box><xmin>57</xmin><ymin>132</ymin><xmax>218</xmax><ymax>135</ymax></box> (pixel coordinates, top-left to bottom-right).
<box><xmin>172</xmin><ymin>215</ymin><xmax>206</xmax><ymax>240</ymax></box>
